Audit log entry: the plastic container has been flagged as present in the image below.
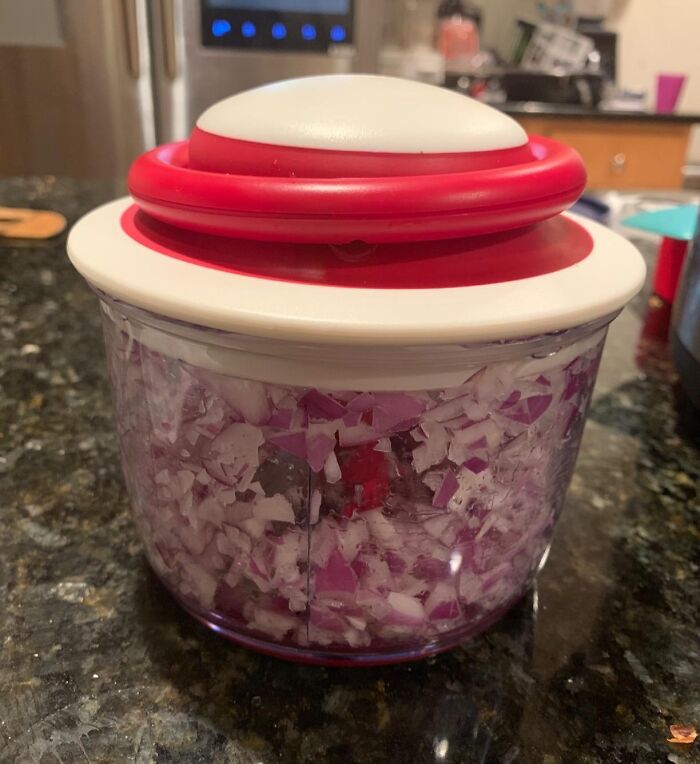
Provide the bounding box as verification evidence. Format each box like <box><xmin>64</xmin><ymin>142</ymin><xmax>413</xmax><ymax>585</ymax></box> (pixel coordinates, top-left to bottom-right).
<box><xmin>68</xmin><ymin>75</ymin><xmax>645</xmax><ymax>665</ymax></box>
<box><xmin>435</xmin><ymin>1</ymin><xmax>480</xmax><ymax>74</ymax></box>
<box><xmin>655</xmin><ymin>73</ymin><xmax>686</xmax><ymax>114</ymax></box>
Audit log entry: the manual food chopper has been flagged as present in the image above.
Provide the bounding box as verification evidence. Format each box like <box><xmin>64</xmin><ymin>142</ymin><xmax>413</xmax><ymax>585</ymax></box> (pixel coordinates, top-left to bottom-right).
<box><xmin>68</xmin><ymin>75</ymin><xmax>644</xmax><ymax>665</ymax></box>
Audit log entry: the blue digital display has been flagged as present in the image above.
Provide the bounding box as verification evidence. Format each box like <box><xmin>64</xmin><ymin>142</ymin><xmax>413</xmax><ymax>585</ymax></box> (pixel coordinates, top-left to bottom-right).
<box><xmin>301</xmin><ymin>23</ymin><xmax>317</xmax><ymax>41</ymax></box>
<box><xmin>241</xmin><ymin>20</ymin><xmax>256</xmax><ymax>37</ymax></box>
<box><xmin>202</xmin><ymin>0</ymin><xmax>353</xmax><ymax>49</ymax></box>
<box><xmin>330</xmin><ymin>24</ymin><xmax>346</xmax><ymax>42</ymax></box>
<box><xmin>211</xmin><ymin>18</ymin><xmax>232</xmax><ymax>37</ymax></box>
<box><xmin>271</xmin><ymin>21</ymin><xmax>287</xmax><ymax>39</ymax></box>
<box><xmin>207</xmin><ymin>0</ymin><xmax>349</xmax><ymax>12</ymax></box>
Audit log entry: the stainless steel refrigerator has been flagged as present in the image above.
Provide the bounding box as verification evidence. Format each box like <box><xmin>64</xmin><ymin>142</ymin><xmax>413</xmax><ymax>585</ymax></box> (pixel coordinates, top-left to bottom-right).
<box><xmin>0</xmin><ymin>0</ymin><xmax>383</xmax><ymax>179</ymax></box>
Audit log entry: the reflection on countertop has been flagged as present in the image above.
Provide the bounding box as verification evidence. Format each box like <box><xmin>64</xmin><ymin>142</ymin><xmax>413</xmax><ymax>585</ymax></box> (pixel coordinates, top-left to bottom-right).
<box><xmin>1</xmin><ymin>178</ymin><xmax>699</xmax><ymax>764</ymax></box>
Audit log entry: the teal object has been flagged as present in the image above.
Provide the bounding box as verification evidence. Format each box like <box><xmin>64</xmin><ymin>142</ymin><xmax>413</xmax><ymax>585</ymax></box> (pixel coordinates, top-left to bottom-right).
<box><xmin>621</xmin><ymin>203</ymin><xmax>699</xmax><ymax>242</ymax></box>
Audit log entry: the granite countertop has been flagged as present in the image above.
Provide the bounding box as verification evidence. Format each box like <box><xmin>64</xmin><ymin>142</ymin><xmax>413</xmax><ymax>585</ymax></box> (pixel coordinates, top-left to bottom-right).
<box><xmin>498</xmin><ymin>102</ymin><xmax>700</xmax><ymax>123</ymax></box>
<box><xmin>1</xmin><ymin>178</ymin><xmax>699</xmax><ymax>764</ymax></box>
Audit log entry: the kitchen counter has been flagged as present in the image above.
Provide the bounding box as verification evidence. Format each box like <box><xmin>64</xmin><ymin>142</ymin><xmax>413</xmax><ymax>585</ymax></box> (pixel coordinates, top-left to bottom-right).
<box><xmin>499</xmin><ymin>101</ymin><xmax>700</xmax><ymax>123</ymax></box>
<box><xmin>1</xmin><ymin>178</ymin><xmax>699</xmax><ymax>764</ymax></box>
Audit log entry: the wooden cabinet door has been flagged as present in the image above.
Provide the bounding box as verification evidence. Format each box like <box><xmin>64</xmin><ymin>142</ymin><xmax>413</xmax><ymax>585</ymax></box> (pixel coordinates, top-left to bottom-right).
<box><xmin>516</xmin><ymin>116</ymin><xmax>691</xmax><ymax>190</ymax></box>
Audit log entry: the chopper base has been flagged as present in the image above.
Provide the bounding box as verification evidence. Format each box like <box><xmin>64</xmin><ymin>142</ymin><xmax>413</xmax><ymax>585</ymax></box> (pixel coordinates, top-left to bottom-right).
<box><xmin>155</xmin><ymin>570</ymin><xmax>528</xmax><ymax>667</ymax></box>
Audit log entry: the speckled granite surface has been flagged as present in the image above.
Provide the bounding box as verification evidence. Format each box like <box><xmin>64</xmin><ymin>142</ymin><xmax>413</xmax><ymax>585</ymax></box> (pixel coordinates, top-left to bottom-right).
<box><xmin>1</xmin><ymin>178</ymin><xmax>698</xmax><ymax>764</ymax></box>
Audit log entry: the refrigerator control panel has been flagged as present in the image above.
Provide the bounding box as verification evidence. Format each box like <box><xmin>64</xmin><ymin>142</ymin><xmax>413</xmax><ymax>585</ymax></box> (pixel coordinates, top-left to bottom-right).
<box><xmin>201</xmin><ymin>0</ymin><xmax>354</xmax><ymax>51</ymax></box>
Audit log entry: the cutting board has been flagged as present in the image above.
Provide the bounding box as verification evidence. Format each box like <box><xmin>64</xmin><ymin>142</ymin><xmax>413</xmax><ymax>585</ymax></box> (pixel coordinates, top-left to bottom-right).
<box><xmin>0</xmin><ymin>206</ymin><xmax>67</xmax><ymax>239</ymax></box>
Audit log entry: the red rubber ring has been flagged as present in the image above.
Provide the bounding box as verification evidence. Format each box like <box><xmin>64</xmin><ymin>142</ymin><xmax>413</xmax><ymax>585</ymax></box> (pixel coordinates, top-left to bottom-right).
<box><xmin>128</xmin><ymin>136</ymin><xmax>586</xmax><ymax>244</ymax></box>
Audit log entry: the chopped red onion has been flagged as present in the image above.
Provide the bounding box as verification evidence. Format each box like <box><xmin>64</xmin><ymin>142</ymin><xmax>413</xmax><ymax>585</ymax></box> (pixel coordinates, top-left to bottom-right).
<box><xmin>374</xmin><ymin>437</ymin><xmax>392</xmax><ymax>453</ymax></box>
<box><xmin>102</xmin><ymin>309</ymin><xmax>605</xmax><ymax>655</ymax></box>
<box><xmin>324</xmin><ymin>451</ymin><xmax>342</xmax><ymax>484</ymax></box>
<box><xmin>267</xmin><ymin>430</ymin><xmax>307</xmax><ymax>459</ymax></box>
<box><xmin>309</xmin><ymin>489</ymin><xmax>322</xmax><ymax>525</ymax></box>
<box><xmin>385</xmin><ymin>592</ymin><xmax>427</xmax><ymax>626</ymax></box>
<box><xmin>253</xmin><ymin>494</ymin><xmax>295</xmax><ymax>523</ymax></box>
<box><xmin>504</xmin><ymin>394</ymin><xmax>553</xmax><ymax>425</ymax></box>
<box><xmin>412</xmin><ymin>421</ymin><xmax>449</xmax><ymax>472</ymax></box>
<box><xmin>346</xmin><ymin>392</ymin><xmax>376</xmax><ymax>412</ymax></box>
<box><xmin>432</xmin><ymin>470</ymin><xmax>459</xmax><ymax>508</ymax></box>
<box><xmin>499</xmin><ymin>390</ymin><xmax>521</xmax><ymax>410</ymax></box>
<box><xmin>342</xmin><ymin>410</ymin><xmax>362</xmax><ymax>427</ymax></box>
<box><xmin>200</xmin><ymin>373</ymin><xmax>271</xmax><ymax>426</ymax></box>
<box><xmin>337</xmin><ymin>421</ymin><xmax>383</xmax><ymax>447</ymax></box>
<box><xmin>301</xmin><ymin>390</ymin><xmax>347</xmax><ymax>420</ymax></box>
<box><xmin>306</xmin><ymin>432</ymin><xmax>336</xmax><ymax>473</ymax></box>
<box><xmin>425</xmin><ymin>582</ymin><xmax>460</xmax><ymax>621</ymax></box>
<box><xmin>267</xmin><ymin>409</ymin><xmax>294</xmax><ymax>430</ymax></box>
<box><xmin>463</xmin><ymin>456</ymin><xmax>489</xmax><ymax>474</ymax></box>
<box><xmin>314</xmin><ymin>549</ymin><xmax>358</xmax><ymax>596</ymax></box>
<box><xmin>371</xmin><ymin>393</ymin><xmax>426</xmax><ymax>431</ymax></box>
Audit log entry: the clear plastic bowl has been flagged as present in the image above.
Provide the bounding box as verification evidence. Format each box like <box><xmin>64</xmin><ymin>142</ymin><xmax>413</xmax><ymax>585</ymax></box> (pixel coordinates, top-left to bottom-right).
<box><xmin>98</xmin><ymin>292</ymin><xmax>611</xmax><ymax>665</ymax></box>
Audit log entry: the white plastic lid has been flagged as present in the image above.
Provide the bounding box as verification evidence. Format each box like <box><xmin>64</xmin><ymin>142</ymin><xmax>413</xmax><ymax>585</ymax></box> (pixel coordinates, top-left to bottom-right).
<box><xmin>68</xmin><ymin>199</ymin><xmax>644</xmax><ymax>345</ymax></box>
<box><xmin>67</xmin><ymin>75</ymin><xmax>646</xmax><ymax>347</ymax></box>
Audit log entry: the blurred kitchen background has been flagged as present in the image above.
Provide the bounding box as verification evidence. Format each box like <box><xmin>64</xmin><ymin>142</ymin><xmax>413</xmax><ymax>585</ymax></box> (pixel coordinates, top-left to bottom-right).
<box><xmin>1</xmin><ymin>0</ymin><xmax>699</xmax><ymax>191</ymax></box>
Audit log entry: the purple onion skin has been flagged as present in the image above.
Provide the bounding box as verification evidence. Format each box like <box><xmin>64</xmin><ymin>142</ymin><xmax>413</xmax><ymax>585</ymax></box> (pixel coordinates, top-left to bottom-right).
<box><xmin>102</xmin><ymin>308</ymin><xmax>604</xmax><ymax>658</ymax></box>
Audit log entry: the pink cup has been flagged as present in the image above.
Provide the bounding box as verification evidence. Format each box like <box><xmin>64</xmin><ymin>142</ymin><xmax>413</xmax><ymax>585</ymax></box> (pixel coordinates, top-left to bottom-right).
<box><xmin>655</xmin><ymin>73</ymin><xmax>686</xmax><ymax>114</ymax></box>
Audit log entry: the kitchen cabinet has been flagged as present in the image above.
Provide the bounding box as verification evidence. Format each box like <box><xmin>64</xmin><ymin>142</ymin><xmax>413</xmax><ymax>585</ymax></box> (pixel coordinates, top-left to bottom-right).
<box><xmin>515</xmin><ymin>115</ymin><xmax>692</xmax><ymax>190</ymax></box>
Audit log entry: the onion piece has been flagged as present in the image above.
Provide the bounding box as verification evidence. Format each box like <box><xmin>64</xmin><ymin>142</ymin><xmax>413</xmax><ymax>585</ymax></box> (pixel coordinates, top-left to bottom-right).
<box><xmin>314</xmin><ymin>549</ymin><xmax>358</xmax><ymax>596</ymax></box>
<box><xmin>267</xmin><ymin>430</ymin><xmax>307</xmax><ymax>459</ymax></box>
<box><xmin>374</xmin><ymin>437</ymin><xmax>392</xmax><ymax>453</ymax></box>
<box><xmin>426</xmin><ymin>579</ymin><xmax>460</xmax><ymax>607</ymax></box>
<box><xmin>309</xmin><ymin>490</ymin><xmax>322</xmax><ymax>525</ymax></box>
<box><xmin>267</xmin><ymin>408</ymin><xmax>294</xmax><ymax>430</ymax></box>
<box><xmin>346</xmin><ymin>392</ymin><xmax>376</xmax><ymax>412</ymax></box>
<box><xmin>385</xmin><ymin>592</ymin><xmax>426</xmax><ymax>626</ymax></box>
<box><xmin>504</xmin><ymin>394</ymin><xmax>553</xmax><ymax>425</ymax></box>
<box><xmin>463</xmin><ymin>456</ymin><xmax>489</xmax><ymax>474</ymax></box>
<box><xmin>301</xmin><ymin>390</ymin><xmax>347</xmax><ymax>420</ymax></box>
<box><xmin>201</xmin><ymin>374</ymin><xmax>271</xmax><ymax>425</ymax></box>
<box><xmin>412</xmin><ymin>421</ymin><xmax>449</xmax><ymax>473</ymax></box>
<box><xmin>306</xmin><ymin>432</ymin><xmax>336</xmax><ymax>473</ymax></box>
<box><xmin>371</xmin><ymin>393</ymin><xmax>426</xmax><ymax>431</ymax></box>
<box><xmin>324</xmin><ymin>451</ymin><xmax>342</xmax><ymax>484</ymax></box>
<box><xmin>432</xmin><ymin>471</ymin><xmax>459</xmax><ymax>508</ymax></box>
<box><xmin>253</xmin><ymin>494</ymin><xmax>295</xmax><ymax>523</ymax></box>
